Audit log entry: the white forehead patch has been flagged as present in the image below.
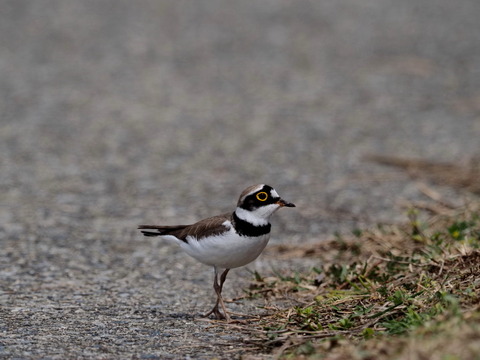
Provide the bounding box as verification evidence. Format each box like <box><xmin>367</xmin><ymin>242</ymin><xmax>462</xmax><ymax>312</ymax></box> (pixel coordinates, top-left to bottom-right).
<box><xmin>270</xmin><ymin>189</ymin><xmax>280</xmax><ymax>198</ymax></box>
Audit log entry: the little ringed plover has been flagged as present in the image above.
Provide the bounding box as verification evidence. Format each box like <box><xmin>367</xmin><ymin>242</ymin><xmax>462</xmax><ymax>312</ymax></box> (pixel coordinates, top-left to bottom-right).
<box><xmin>138</xmin><ymin>184</ymin><xmax>295</xmax><ymax>321</ymax></box>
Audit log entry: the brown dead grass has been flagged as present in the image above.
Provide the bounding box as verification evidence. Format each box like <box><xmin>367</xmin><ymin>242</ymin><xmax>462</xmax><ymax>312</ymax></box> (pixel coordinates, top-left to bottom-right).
<box><xmin>229</xmin><ymin>156</ymin><xmax>480</xmax><ymax>359</ymax></box>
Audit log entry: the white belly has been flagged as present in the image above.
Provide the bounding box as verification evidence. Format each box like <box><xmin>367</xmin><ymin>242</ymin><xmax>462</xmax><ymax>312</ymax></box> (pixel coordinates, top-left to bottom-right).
<box><xmin>179</xmin><ymin>228</ymin><xmax>271</xmax><ymax>269</ymax></box>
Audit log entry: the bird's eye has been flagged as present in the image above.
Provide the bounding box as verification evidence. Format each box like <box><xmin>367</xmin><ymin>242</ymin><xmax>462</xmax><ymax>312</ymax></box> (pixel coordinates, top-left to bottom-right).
<box><xmin>256</xmin><ymin>192</ymin><xmax>268</xmax><ymax>201</ymax></box>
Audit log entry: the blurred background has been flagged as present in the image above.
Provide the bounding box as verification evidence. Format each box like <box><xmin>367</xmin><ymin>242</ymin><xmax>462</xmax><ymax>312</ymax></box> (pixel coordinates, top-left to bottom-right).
<box><xmin>1</xmin><ymin>0</ymin><xmax>479</xmax><ymax>357</ymax></box>
<box><xmin>2</xmin><ymin>0</ymin><xmax>480</xmax><ymax>238</ymax></box>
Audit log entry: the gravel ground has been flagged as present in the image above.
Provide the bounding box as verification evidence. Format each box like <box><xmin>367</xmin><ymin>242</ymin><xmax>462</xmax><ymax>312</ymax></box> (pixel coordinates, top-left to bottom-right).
<box><xmin>1</xmin><ymin>0</ymin><xmax>479</xmax><ymax>359</ymax></box>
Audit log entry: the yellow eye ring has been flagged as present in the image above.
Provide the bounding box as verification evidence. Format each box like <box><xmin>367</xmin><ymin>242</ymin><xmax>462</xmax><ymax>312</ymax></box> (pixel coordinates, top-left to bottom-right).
<box><xmin>256</xmin><ymin>192</ymin><xmax>268</xmax><ymax>201</ymax></box>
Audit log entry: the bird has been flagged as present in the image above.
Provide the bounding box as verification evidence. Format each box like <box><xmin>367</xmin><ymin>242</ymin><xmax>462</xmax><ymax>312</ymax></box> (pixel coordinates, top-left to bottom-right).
<box><xmin>138</xmin><ymin>184</ymin><xmax>295</xmax><ymax>321</ymax></box>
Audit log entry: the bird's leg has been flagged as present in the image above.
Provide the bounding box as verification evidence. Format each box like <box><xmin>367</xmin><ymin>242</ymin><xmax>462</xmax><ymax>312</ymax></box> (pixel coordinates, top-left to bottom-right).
<box><xmin>217</xmin><ymin>268</ymin><xmax>230</xmax><ymax>321</ymax></box>
<box><xmin>203</xmin><ymin>267</ymin><xmax>230</xmax><ymax>321</ymax></box>
<box><xmin>202</xmin><ymin>267</ymin><xmax>223</xmax><ymax>319</ymax></box>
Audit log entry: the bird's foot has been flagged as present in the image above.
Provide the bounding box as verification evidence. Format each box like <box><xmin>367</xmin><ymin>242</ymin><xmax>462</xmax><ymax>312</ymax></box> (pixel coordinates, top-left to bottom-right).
<box><xmin>202</xmin><ymin>306</ymin><xmax>230</xmax><ymax>321</ymax></box>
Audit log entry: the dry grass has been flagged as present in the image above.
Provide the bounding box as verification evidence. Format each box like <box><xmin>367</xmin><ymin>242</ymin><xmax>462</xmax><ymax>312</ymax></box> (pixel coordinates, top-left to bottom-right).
<box><xmin>229</xmin><ymin>204</ymin><xmax>480</xmax><ymax>359</ymax></box>
<box><xmin>221</xmin><ymin>157</ymin><xmax>480</xmax><ymax>359</ymax></box>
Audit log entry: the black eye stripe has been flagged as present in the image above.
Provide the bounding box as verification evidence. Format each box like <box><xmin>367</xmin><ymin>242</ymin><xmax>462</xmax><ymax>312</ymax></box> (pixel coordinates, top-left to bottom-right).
<box><xmin>239</xmin><ymin>185</ymin><xmax>278</xmax><ymax>210</ymax></box>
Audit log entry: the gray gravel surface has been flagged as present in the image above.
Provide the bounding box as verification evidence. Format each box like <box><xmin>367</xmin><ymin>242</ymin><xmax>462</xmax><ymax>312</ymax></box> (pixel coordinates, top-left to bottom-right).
<box><xmin>1</xmin><ymin>0</ymin><xmax>479</xmax><ymax>359</ymax></box>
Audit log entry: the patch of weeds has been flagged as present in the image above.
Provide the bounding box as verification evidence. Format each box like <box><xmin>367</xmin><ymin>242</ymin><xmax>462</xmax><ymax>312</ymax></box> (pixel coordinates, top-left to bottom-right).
<box><xmin>238</xmin><ymin>204</ymin><xmax>480</xmax><ymax>359</ymax></box>
<box><xmin>292</xmin><ymin>306</ymin><xmax>324</xmax><ymax>331</ymax></box>
<box><xmin>361</xmin><ymin>327</ymin><xmax>375</xmax><ymax>339</ymax></box>
<box><xmin>329</xmin><ymin>316</ymin><xmax>355</xmax><ymax>330</ymax></box>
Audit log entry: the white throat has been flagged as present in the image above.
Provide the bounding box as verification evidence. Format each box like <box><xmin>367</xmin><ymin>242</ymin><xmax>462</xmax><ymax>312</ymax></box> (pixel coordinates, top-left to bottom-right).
<box><xmin>234</xmin><ymin>204</ymin><xmax>279</xmax><ymax>227</ymax></box>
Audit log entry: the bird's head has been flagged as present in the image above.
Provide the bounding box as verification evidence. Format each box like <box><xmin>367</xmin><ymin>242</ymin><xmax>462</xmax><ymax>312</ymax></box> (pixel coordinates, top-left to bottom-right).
<box><xmin>235</xmin><ymin>184</ymin><xmax>295</xmax><ymax>226</ymax></box>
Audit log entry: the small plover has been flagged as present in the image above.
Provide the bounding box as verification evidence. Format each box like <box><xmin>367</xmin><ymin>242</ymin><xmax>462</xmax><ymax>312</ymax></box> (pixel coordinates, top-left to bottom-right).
<box><xmin>138</xmin><ymin>184</ymin><xmax>295</xmax><ymax>321</ymax></box>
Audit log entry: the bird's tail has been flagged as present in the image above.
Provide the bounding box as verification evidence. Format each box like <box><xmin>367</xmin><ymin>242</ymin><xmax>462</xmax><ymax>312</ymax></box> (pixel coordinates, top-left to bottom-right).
<box><xmin>138</xmin><ymin>224</ymin><xmax>189</xmax><ymax>237</ymax></box>
<box><xmin>138</xmin><ymin>229</ymin><xmax>162</xmax><ymax>237</ymax></box>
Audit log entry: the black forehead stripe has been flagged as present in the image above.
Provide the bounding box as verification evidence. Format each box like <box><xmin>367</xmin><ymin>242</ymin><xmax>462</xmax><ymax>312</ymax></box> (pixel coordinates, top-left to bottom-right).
<box><xmin>261</xmin><ymin>185</ymin><xmax>273</xmax><ymax>193</ymax></box>
<box><xmin>232</xmin><ymin>212</ymin><xmax>271</xmax><ymax>237</ymax></box>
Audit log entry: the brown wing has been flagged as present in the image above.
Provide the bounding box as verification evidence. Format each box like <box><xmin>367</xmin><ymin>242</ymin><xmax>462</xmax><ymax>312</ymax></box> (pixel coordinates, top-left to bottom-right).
<box><xmin>138</xmin><ymin>213</ymin><xmax>232</xmax><ymax>242</ymax></box>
